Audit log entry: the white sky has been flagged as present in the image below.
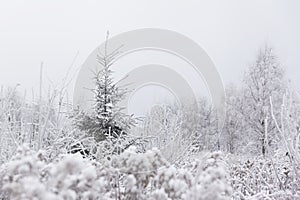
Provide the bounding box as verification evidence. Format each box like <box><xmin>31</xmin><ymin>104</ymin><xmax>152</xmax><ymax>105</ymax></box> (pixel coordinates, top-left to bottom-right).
<box><xmin>0</xmin><ymin>0</ymin><xmax>299</xmax><ymax>100</ymax></box>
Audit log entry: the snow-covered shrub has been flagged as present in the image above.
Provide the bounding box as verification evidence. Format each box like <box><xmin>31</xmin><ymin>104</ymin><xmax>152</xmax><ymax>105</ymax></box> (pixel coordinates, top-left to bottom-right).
<box><xmin>0</xmin><ymin>145</ymin><xmax>168</xmax><ymax>199</ymax></box>
<box><xmin>0</xmin><ymin>145</ymin><xmax>54</xmax><ymax>200</ymax></box>
<box><xmin>111</xmin><ymin>146</ymin><xmax>169</xmax><ymax>199</ymax></box>
<box><xmin>154</xmin><ymin>166</ymin><xmax>192</xmax><ymax>199</ymax></box>
<box><xmin>183</xmin><ymin>152</ymin><xmax>232</xmax><ymax>200</ymax></box>
<box><xmin>0</xmin><ymin>85</ymin><xmax>85</xmax><ymax>165</ymax></box>
<box><xmin>49</xmin><ymin>154</ymin><xmax>105</xmax><ymax>199</ymax></box>
<box><xmin>152</xmin><ymin>152</ymin><xmax>232</xmax><ymax>200</ymax></box>
<box><xmin>140</xmin><ymin>101</ymin><xmax>220</xmax><ymax>163</ymax></box>
<box><xmin>0</xmin><ymin>145</ymin><xmax>109</xmax><ymax>200</ymax></box>
<box><xmin>229</xmin><ymin>153</ymin><xmax>300</xmax><ymax>199</ymax></box>
<box><xmin>149</xmin><ymin>188</ymin><xmax>171</xmax><ymax>200</ymax></box>
<box><xmin>0</xmin><ymin>145</ymin><xmax>233</xmax><ymax>200</ymax></box>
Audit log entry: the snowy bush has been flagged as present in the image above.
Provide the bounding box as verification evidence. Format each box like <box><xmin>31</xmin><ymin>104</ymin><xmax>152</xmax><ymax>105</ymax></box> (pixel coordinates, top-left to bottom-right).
<box><xmin>0</xmin><ymin>85</ymin><xmax>85</xmax><ymax>165</ymax></box>
<box><xmin>0</xmin><ymin>145</ymin><xmax>113</xmax><ymax>200</ymax></box>
<box><xmin>0</xmin><ymin>145</ymin><xmax>233</xmax><ymax>200</ymax></box>
<box><xmin>229</xmin><ymin>153</ymin><xmax>300</xmax><ymax>199</ymax></box>
<box><xmin>0</xmin><ymin>145</ymin><xmax>54</xmax><ymax>199</ymax></box>
<box><xmin>183</xmin><ymin>152</ymin><xmax>232</xmax><ymax>200</ymax></box>
<box><xmin>152</xmin><ymin>152</ymin><xmax>232</xmax><ymax>200</ymax></box>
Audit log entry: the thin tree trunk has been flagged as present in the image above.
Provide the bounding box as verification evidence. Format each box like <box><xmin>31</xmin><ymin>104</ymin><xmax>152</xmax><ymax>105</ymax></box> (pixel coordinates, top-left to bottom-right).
<box><xmin>38</xmin><ymin>62</ymin><xmax>43</xmax><ymax>150</ymax></box>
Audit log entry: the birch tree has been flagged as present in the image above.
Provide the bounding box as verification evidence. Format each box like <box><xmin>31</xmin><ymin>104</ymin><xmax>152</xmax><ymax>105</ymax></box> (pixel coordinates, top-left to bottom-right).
<box><xmin>242</xmin><ymin>45</ymin><xmax>286</xmax><ymax>156</ymax></box>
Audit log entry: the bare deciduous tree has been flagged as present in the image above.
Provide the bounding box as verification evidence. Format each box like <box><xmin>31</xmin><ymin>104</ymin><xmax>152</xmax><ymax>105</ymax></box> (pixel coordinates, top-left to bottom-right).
<box><xmin>242</xmin><ymin>45</ymin><xmax>286</xmax><ymax>156</ymax></box>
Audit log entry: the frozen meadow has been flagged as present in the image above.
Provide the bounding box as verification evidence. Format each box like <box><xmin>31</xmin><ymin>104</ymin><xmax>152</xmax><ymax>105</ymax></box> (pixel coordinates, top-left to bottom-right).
<box><xmin>0</xmin><ymin>45</ymin><xmax>299</xmax><ymax>199</ymax></box>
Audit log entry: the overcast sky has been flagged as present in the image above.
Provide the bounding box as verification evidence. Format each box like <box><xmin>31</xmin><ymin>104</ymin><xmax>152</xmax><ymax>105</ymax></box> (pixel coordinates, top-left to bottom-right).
<box><xmin>0</xmin><ymin>0</ymin><xmax>299</xmax><ymax>100</ymax></box>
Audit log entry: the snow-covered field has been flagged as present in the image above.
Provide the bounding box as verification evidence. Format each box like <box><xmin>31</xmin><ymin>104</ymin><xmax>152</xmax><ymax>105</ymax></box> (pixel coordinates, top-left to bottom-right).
<box><xmin>0</xmin><ymin>46</ymin><xmax>299</xmax><ymax>199</ymax></box>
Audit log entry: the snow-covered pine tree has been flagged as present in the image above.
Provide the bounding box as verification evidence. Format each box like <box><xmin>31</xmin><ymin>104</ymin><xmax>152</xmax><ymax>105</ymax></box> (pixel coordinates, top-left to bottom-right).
<box><xmin>74</xmin><ymin>32</ymin><xmax>135</xmax><ymax>155</ymax></box>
